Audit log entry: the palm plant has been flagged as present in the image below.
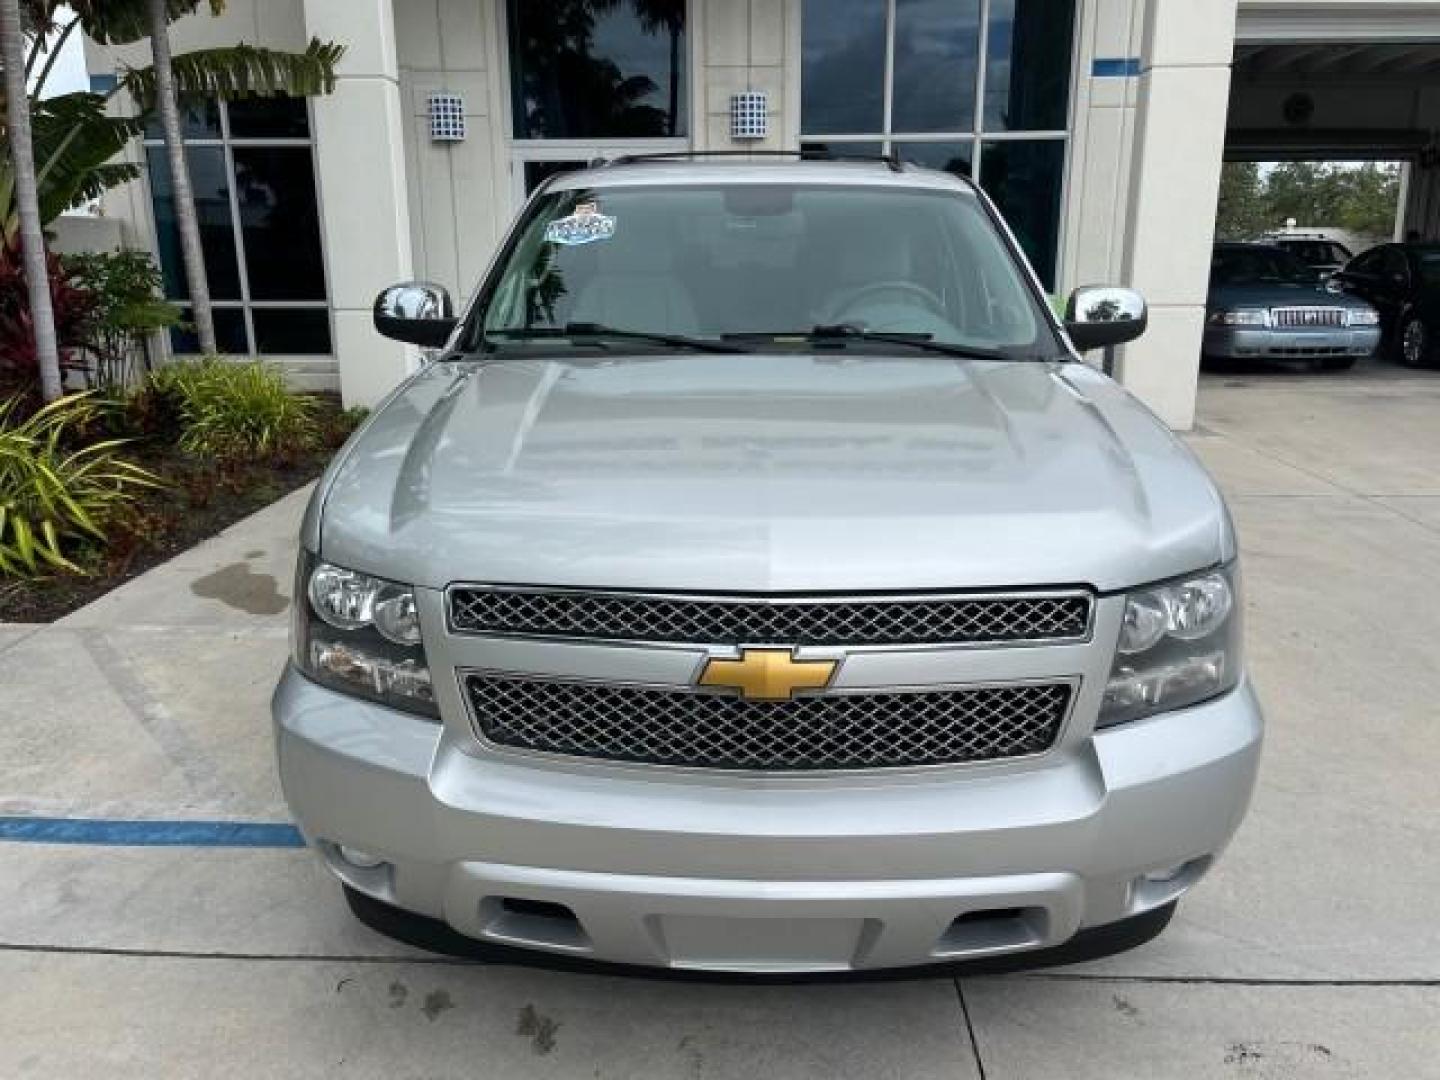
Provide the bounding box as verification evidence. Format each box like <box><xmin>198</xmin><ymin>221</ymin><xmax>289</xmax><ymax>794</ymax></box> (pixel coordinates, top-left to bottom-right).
<box><xmin>67</xmin><ymin>0</ymin><xmax>342</xmax><ymax>355</ymax></box>
<box><xmin>1</xmin><ymin>0</ymin><xmax>63</xmax><ymax>401</ymax></box>
<box><xmin>1</xmin><ymin>1</ymin><xmax>342</xmax><ymax>389</ymax></box>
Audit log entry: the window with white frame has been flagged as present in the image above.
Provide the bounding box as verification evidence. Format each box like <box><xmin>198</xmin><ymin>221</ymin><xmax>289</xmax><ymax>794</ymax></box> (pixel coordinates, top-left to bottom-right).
<box><xmin>800</xmin><ymin>0</ymin><xmax>1076</xmax><ymax>288</ymax></box>
<box><xmin>143</xmin><ymin>97</ymin><xmax>332</xmax><ymax>356</ymax></box>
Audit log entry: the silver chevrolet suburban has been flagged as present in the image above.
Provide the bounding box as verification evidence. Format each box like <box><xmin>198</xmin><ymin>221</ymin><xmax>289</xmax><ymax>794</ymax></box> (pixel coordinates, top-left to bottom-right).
<box><xmin>273</xmin><ymin>156</ymin><xmax>1262</xmax><ymax>974</ymax></box>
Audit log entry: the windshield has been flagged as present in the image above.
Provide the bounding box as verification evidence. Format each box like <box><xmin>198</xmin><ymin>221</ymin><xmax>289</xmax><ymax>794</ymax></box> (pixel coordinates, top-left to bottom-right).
<box><xmin>470</xmin><ymin>183</ymin><xmax>1056</xmax><ymax>356</ymax></box>
<box><xmin>1212</xmin><ymin>247</ymin><xmax>1316</xmax><ymax>286</ymax></box>
<box><xmin>1280</xmin><ymin>240</ymin><xmax>1349</xmax><ymax>265</ymax></box>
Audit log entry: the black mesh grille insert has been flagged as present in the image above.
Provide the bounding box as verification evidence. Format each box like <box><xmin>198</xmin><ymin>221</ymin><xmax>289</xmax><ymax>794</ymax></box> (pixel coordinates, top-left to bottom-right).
<box><xmin>464</xmin><ymin>675</ymin><xmax>1072</xmax><ymax>771</ymax></box>
<box><xmin>449</xmin><ymin>589</ymin><xmax>1092</xmax><ymax>647</ymax></box>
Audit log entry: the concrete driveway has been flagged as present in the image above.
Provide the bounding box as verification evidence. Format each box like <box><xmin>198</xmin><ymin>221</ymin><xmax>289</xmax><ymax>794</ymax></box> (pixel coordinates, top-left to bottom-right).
<box><xmin>3</xmin><ymin>365</ymin><xmax>1438</xmax><ymax>1078</ymax></box>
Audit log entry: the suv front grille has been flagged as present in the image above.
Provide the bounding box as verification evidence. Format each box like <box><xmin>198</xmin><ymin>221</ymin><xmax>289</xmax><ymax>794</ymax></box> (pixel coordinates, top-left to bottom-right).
<box><xmin>448</xmin><ymin>588</ymin><xmax>1092</xmax><ymax>647</ymax></box>
<box><xmin>463</xmin><ymin>674</ymin><xmax>1073</xmax><ymax>771</ymax></box>
<box><xmin>1272</xmin><ymin>307</ymin><xmax>1346</xmax><ymax>328</ymax></box>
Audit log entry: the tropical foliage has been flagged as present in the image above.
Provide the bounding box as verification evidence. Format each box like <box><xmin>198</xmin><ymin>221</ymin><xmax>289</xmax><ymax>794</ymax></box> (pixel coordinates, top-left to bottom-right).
<box><xmin>2</xmin><ymin>3</ymin><xmax>342</xmax><ymax>242</ymax></box>
<box><xmin>2</xmin><ymin>0</ymin><xmax>344</xmax><ymax>394</ymax></box>
<box><xmin>0</xmin><ymin>391</ymin><xmax>156</xmax><ymax>575</ymax></box>
<box><xmin>64</xmin><ymin>248</ymin><xmax>181</xmax><ymax>391</ymax></box>
<box><xmin>146</xmin><ymin>358</ymin><xmax>317</xmax><ymax>460</ymax></box>
<box><xmin>0</xmin><ymin>248</ymin><xmax>97</xmax><ymax>390</ymax></box>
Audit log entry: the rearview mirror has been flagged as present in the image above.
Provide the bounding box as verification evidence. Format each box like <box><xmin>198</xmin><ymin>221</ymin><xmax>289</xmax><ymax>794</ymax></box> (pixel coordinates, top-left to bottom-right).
<box><xmin>374</xmin><ymin>282</ymin><xmax>457</xmax><ymax>348</ymax></box>
<box><xmin>1064</xmin><ymin>286</ymin><xmax>1148</xmax><ymax>352</ymax></box>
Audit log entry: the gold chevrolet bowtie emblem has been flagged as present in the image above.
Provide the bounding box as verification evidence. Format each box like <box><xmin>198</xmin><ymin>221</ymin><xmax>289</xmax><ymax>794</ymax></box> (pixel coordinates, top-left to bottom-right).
<box><xmin>697</xmin><ymin>648</ymin><xmax>838</xmax><ymax>701</ymax></box>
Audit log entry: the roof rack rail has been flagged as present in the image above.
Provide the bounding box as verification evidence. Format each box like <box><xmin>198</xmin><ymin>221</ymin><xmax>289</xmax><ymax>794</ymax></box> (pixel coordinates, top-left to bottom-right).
<box><xmin>598</xmin><ymin>149</ymin><xmax>905</xmax><ymax>173</ymax></box>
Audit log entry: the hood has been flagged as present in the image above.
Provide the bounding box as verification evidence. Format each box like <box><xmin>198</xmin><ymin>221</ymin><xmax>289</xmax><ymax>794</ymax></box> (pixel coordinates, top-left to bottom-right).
<box><xmin>312</xmin><ymin>355</ymin><xmax>1228</xmax><ymax>594</ymax></box>
<box><xmin>1208</xmin><ymin>280</ymin><xmax>1372</xmax><ymax>311</ymax></box>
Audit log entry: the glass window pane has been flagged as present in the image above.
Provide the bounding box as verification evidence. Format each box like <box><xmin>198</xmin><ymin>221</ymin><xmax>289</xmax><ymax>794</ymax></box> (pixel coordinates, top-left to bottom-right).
<box><xmin>252</xmin><ymin>309</ymin><xmax>332</xmax><ymax>354</ymax></box>
<box><xmin>508</xmin><ymin>0</ymin><xmax>688</xmax><ymax>139</ymax></box>
<box><xmin>980</xmin><ymin>139</ymin><xmax>1065</xmax><ymax>290</ymax></box>
<box><xmin>169</xmin><ymin>307</ymin><xmax>250</xmax><ymax>355</ymax></box>
<box><xmin>800</xmin><ymin>140</ymin><xmax>886</xmax><ymax>161</ymax></box>
<box><xmin>892</xmin><ymin>0</ymin><xmax>981</xmax><ymax>133</ymax></box>
<box><xmin>893</xmin><ymin>140</ymin><xmax>974</xmax><ymax>178</ymax></box>
<box><xmin>985</xmin><ymin>0</ymin><xmax>1076</xmax><ymax>132</ymax></box>
<box><xmin>801</xmin><ymin>0</ymin><xmax>886</xmax><ymax>135</ymax></box>
<box><xmin>524</xmin><ymin>159</ymin><xmax>591</xmax><ymax>194</ymax></box>
<box><xmin>143</xmin><ymin>99</ymin><xmax>222</xmax><ymax>140</ymax></box>
<box><xmin>227</xmin><ymin>96</ymin><xmax>310</xmax><ymax>138</ymax></box>
<box><xmin>146</xmin><ymin>146</ymin><xmax>242</xmax><ymax>301</ymax></box>
<box><xmin>231</xmin><ymin>147</ymin><xmax>327</xmax><ymax>301</ymax></box>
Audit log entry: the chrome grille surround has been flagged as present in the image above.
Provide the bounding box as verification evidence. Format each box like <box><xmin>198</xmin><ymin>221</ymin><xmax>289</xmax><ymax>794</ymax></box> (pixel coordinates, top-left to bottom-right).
<box><xmin>447</xmin><ymin>586</ymin><xmax>1094</xmax><ymax>649</ymax></box>
<box><xmin>461</xmin><ymin>671</ymin><xmax>1076</xmax><ymax>772</ymax></box>
<box><xmin>1272</xmin><ymin>306</ymin><xmax>1346</xmax><ymax>329</ymax></box>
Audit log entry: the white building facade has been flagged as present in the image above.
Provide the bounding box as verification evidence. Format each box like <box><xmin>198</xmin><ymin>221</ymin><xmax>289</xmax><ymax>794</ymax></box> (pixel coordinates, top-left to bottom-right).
<box><xmin>85</xmin><ymin>0</ymin><xmax>1440</xmax><ymax>428</ymax></box>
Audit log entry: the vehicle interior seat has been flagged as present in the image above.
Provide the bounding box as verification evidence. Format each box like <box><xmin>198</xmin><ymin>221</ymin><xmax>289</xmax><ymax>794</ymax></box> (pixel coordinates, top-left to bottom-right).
<box><xmin>568</xmin><ymin>212</ymin><xmax>701</xmax><ymax>335</ymax></box>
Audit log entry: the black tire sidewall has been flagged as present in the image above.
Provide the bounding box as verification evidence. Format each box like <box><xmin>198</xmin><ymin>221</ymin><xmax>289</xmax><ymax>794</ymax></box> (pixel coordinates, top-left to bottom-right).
<box><xmin>1397</xmin><ymin>314</ymin><xmax>1429</xmax><ymax>367</ymax></box>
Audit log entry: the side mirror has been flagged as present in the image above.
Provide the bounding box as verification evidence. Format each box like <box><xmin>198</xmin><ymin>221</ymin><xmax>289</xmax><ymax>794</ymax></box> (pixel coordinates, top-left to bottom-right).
<box><xmin>1063</xmin><ymin>285</ymin><xmax>1148</xmax><ymax>352</ymax></box>
<box><xmin>373</xmin><ymin>282</ymin><xmax>457</xmax><ymax>348</ymax></box>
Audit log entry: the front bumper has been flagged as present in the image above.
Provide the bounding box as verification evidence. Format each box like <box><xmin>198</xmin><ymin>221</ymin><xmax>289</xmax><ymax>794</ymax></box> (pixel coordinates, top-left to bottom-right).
<box><xmin>1203</xmin><ymin>324</ymin><xmax>1380</xmax><ymax>359</ymax></box>
<box><xmin>274</xmin><ymin>665</ymin><xmax>1263</xmax><ymax>973</ymax></box>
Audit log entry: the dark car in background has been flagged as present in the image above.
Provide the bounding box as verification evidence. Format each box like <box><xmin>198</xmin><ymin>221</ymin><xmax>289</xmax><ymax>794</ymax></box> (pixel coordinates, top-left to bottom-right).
<box><xmin>1331</xmin><ymin>243</ymin><xmax>1440</xmax><ymax>367</ymax></box>
<box><xmin>1204</xmin><ymin>243</ymin><xmax>1381</xmax><ymax>371</ymax></box>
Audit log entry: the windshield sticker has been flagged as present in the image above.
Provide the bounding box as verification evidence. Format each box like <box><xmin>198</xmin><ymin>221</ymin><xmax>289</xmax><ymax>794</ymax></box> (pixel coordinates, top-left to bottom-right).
<box><xmin>545</xmin><ymin>202</ymin><xmax>616</xmax><ymax>246</ymax></box>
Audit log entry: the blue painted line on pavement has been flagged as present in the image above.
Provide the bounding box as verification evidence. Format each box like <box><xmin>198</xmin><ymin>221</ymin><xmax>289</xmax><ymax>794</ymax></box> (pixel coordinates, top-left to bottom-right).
<box><xmin>0</xmin><ymin>816</ymin><xmax>305</xmax><ymax>848</ymax></box>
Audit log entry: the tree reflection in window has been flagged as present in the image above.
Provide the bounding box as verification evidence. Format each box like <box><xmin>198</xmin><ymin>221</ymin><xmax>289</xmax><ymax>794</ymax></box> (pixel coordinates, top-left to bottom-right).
<box><xmin>526</xmin><ymin>245</ymin><xmax>569</xmax><ymax>327</ymax></box>
<box><xmin>508</xmin><ymin>0</ymin><xmax>687</xmax><ymax>139</ymax></box>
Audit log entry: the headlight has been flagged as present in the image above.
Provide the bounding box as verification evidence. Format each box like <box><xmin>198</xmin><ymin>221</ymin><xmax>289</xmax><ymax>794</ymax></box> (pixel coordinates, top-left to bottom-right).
<box><xmin>1099</xmin><ymin>566</ymin><xmax>1242</xmax><ymax>728</ymax></box>
<box><xmin>1347</xmin><ymin>308</ymin><xmax>1380</xmax><ymax>327</ymax></box>
<box><xmin>294</xmin><ymin>553</ymin><xmax>437</xmax><ymax>718</ymax></box>
<box><xmin>1207</xmin><ymin>309</ymin><xmax>1269</xmax><ymax>327</ymax></box>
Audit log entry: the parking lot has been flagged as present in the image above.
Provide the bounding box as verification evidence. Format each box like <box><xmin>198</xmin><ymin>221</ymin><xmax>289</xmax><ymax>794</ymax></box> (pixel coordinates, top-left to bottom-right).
<box><xmin>3</xmin><ymin>362</ymin><xmax>1439</xmax><ymax>1078</ymax></box>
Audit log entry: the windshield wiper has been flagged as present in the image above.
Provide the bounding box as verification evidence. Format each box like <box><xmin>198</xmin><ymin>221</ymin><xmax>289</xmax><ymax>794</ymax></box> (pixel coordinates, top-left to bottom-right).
<box><xmin>487</xmin><ymin>323</ymin><xmax>749</xmax><ymax>354</ymax></box>
<box><xmin>723</xmin><ymin>325</ymin><xmax>1014</xmax><ymax>361</ymax></box>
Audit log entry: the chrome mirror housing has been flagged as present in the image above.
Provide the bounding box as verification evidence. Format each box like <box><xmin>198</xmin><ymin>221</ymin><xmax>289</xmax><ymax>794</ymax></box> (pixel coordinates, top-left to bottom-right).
<box><xmin>1064</xmin><ymin>285</ymin><xmax>1148</xmax><ymax>352</ymax></box>
<box><xmin>373</xmin><ymin>282</ymin><xmax>458</xmax><ymax>349</ymax></box>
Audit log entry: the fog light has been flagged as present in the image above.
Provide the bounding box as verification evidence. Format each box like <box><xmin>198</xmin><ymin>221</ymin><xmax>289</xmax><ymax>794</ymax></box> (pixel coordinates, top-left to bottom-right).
<box><xmin>1142</xmin><ymin>862</ymin><xmax>1189</xmax><ymax>884</ymax></box>
<box><xmin>337</xmin><ymin>844</ymin><xmax>386</xmax><ymax>870</ymax></box>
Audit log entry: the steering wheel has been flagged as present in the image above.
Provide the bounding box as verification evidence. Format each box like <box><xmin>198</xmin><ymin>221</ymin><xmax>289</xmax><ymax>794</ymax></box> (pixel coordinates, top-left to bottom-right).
<box><xmin>826</xmin><ymin>281</ymin><xmax>948</xmax><ymax>323</ymax></box>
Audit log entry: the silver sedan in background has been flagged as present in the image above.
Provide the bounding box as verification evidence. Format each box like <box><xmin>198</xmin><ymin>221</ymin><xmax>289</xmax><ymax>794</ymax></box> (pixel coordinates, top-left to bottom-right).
<box><xmin>1205</xmin><ymin>243</ymin><xmax>1381</xmax><ymax>370</ymax></box>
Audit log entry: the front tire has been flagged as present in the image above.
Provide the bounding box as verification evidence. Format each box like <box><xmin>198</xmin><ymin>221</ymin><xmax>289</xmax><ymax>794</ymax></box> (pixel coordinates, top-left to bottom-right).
<box><xmin>1398</xmin><ymin>315</ymin><xmax>1432</xmax><ymax>368</ymax></box>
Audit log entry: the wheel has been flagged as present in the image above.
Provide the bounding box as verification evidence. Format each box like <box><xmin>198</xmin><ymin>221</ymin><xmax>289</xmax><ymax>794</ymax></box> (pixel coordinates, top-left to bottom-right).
<box><xmin>1317</xmin><ymin>356</ymin><xmax>1356</xmax><ymax>372</ymax></box>
<box><xmin>1397</xmin><ymin>315</ymin><xmax>1432</xmax><ymax>368</ymax></box>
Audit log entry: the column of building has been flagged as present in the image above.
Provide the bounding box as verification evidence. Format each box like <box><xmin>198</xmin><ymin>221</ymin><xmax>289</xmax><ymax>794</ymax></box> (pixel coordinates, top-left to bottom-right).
<box><xmin>1112</xmin><ymin>0</ymin><xmax>1239</xmax><ymax>428</ymax></box>
<box><xmin>303</xmin><ymin>0</ymin><xmax>416</xmax><ymax>407</ymax></box>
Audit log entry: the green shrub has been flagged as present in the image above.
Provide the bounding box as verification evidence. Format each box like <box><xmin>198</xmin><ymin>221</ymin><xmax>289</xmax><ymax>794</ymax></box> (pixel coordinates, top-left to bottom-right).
<box><xmin>147</xmin><ymin>359</ymin><xmax>317</xmax><ymax>460</ymax></box>
<box><xmin>0</xmin><ymin>393</ymin><xmax>158</xmax><ymax>577</ymax></box>
<box><xmin>63</xmin><ymin>249</ymin><xmax>183</xmax><ymax>393</ymax></box>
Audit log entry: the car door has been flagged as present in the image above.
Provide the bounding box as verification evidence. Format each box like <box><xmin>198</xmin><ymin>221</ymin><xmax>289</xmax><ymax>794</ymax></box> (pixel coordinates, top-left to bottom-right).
<box><xmin>1338</xmin><ymin>247</ymin><xmax>1405</xmax><ymax>326</ymax></box>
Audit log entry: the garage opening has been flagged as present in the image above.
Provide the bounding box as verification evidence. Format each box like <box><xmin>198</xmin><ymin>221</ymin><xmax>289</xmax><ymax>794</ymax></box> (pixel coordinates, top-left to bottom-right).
<box><xmin>1209</xmin><ymin>35</ymin><xmax>1440</xmax><ymax>377</ymax></box>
